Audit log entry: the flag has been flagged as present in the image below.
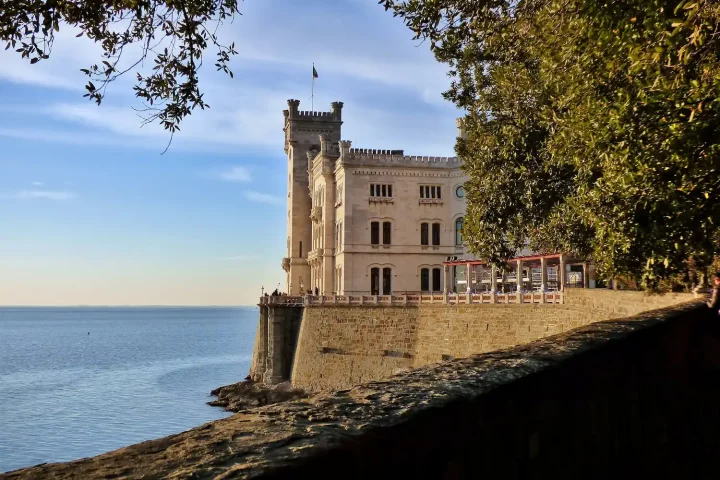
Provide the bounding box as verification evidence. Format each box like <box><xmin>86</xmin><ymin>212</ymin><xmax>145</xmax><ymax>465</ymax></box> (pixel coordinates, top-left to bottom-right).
<box><xmin>313</xmin><ymin>65</ymin><xmax>318</xmax><ymax>79</ymax></box>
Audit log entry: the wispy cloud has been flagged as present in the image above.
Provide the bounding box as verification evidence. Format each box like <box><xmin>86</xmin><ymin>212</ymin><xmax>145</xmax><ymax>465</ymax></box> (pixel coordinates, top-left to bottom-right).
<box><xmin>244</xmin><ymin>191</ymin><xmax>285</xmax><ymax>206</ymax></box>
<box><xmin>218</xmin><ymin>166</ymin><xmax>252</xmax><ymax>182</ymax></box>
<box><xmin>32</xmin><ymin>181</ymin><xmax>44</xmax><ymax>186</ymax></box>
<box><xmin>13</xmin><ymin>190</ymin><xmax>76</xmax><ymax>201</ymax></box>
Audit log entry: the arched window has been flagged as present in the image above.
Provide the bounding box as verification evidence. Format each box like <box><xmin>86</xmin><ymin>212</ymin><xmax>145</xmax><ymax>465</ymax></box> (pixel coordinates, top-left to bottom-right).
<box><xmin>383</xmin><ymin>268</ymin><xmax>392</xmax><ymax>295</ymax></box>
<box><xmin>371</xmin><ymin>267</ymin><xmax>380</xmax><ymax>295</ymax></box>
<box><xmin>370</xmin><ymin>221</ymin><xmax>380</xmax><ymax>245</ymax></box>
<box><xmin>455</xmin><ymin>217</ymin><xmax>464</xmax><ymax>246</ymax></box>
<box><xmin>432</xmin><ymin>223</ymin><xmax>441</xmax><ymax>246</ymax></box>
<box><xmin>420</xmin><ymin>268</ymin><xmax>429</xmax><ymax>291</ymax></box>
<box><xmin>432</xmin><ymin>268</ymin><xmax>441</xmax><ymax>291</ymax></box>
<box><xmin>383</xmin><ymin>221</ymin><xmax>391</xmax><ymax>245</ymax></box>
<box><xmin>420</xmin><ymin>223</ymin><xmax>429</xmax><ymax>246</ymax></box>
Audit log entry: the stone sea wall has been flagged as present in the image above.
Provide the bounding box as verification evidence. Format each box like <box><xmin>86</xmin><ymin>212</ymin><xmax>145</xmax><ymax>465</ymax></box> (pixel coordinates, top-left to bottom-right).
<box><xmin>287</xmin><ymin>290</ymin><xmax>694</xmax><ymax>391</ymax></box>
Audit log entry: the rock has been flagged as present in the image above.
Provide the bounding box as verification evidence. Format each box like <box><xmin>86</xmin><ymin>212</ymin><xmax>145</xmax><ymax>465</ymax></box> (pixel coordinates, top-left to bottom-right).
<box><xmin>208</xmin><ymin>379</ymin><xmax>307</xmax><ymax>413</ymax></box>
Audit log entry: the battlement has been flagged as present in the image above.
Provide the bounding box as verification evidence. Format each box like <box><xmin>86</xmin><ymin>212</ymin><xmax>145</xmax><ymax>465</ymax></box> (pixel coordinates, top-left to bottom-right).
<box><xmin>285</xmin><ymin>99</ymin><xmax>343</xmax><ymax>121</ymax></box>
<box><xmin>338</xmin><ymin>141</ymin><xmax>461</xmax><ymax>168</ymax></box>
<box><xmin>298</xmin><ymin>111</ymin><xmax>334</xmax><ymax>118</ymax></box>
<box><xmin>349</xmin><ymin>148</ymin><xmax>405</xmax><ymax>155</ymax></box>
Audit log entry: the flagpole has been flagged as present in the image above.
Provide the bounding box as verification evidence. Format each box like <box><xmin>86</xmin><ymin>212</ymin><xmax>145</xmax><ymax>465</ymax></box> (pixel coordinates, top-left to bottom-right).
<box><xmin>311</xmin><ymin>62</ymin><xmax>315</xmax><ymax>113</ymax></box>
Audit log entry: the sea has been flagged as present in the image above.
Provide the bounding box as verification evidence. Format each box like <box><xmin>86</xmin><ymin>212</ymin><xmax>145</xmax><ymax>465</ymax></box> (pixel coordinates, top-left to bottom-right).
<box><xmin>0</xmin><ymin>306</ymin><xmax>258</xmax><ymax>473</ymax></box>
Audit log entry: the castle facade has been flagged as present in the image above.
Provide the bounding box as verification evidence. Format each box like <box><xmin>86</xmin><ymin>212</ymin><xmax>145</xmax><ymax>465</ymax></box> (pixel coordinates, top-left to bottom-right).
<box><xmin>281</xmin><ymin>99</ymin><xmax>469</xmax><ymax>295</ymax></box>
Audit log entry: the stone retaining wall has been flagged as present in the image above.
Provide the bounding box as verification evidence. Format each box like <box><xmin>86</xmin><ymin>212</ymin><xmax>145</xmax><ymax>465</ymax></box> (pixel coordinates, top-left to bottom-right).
<box><xmin>288</xmin><ymin>290</ymin><xmax>694</xmax><ymax>391</ymax></box>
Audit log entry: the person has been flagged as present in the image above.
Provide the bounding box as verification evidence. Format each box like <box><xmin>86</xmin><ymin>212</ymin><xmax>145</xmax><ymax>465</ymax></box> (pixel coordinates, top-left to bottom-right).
<box><xmin>314</xmin><ymin>287</ymin><xmax>319</xmax><ymax>296</ymax></box>
<box><xmin>707</xmin><ymin>273</ymin><xmax>720</xmax><ymax>311</ymax></box>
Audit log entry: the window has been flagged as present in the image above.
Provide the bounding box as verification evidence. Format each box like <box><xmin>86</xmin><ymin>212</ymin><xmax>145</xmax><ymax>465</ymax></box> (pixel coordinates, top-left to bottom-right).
<box><xmin>455</xmin><ymin>217</ymin><xmax>464</xmax><ymax>246</ymax></box>
<box><xmin>421</xmin><ymin>268</ymin><xmax>429</xmax><ymax>291</ymax></box>
<box><xmin>383</xmin><ymin>268</ymin><xmax>392</xmax><ymax>295</ymax></box>
<box><xmin>371</xmin><ymin>267</ymin><xmax>380</xmax><ymax>295</ymax></box>
<box><xmin>432</xmin><ymin>268</ymin><xmax>441</xmax><ymax>291</ymax></box>
<box><xmin>299</xmin><ymin>241</ymin><xmax>303</xmax><ymax>258</ymax></box>
<box><xmin>383</xmin><ymin>221</ymin><xmax>391</xmax><ymax>245</ymax></box>
<box><xmin>432</xmin><ymin>223</ymin><xmax>440</xmax><ymax>246</ymax></box>
<box><xmin>420</xmin><ymin>223</ymin><xmax>429</xmax><ymax>246</ymax></box>
<box><xmin>456</xmin><ymin>185</ymin><xmax>465</xmax><ymax>198</ymax></box>
<box><xmin>371</xmin><ymin>221</ymin><xmax>380</xmax><ymax>245</ymax></box>
<box><xmin>370</xmin><ymin>184</ymin><xmax>393</xmax><ymax>198</ymax></box>
<box><xmin>419</xmin><ymin>185</ymin><xmax>442</xmax><ymax>199</ymax></box>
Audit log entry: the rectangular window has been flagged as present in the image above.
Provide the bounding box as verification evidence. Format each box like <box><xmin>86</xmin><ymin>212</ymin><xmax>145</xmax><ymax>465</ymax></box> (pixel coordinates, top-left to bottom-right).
<box><xmin>420</xmin><ymin>223</ymin><xmax>429</xmax><ymax>246</ymax></box>
<box><xmin>383</xmin><ymin>267</ymin><xmax>392</xmax><ymax>295</ymax></box>
<box><xmin>421</xmin><ymin>268</ymin><xmax>429</xmax><ymax>291</ymax></box>
<box><xmin>370</xmin><ymin>184</ymin><xmax>393</xmax><ymax>198</ymax></box>
<box><xmin>299</xmin><ymin>241</ymin><xmax>303</xmax><ymax>258</ymax></box>
<box><xmin>371</xmin><ymin>221</ymin><xmax>379</xmax><ymax>245</ymax></box>
<box><xmin>371</xmin><ymin>267</ymin><xmax>380</xmax><ymax>295</ymax></box>
<box><xmin>383</xmin><ymin>221</ymin><xmax>391</xmax><ymax>245</ymax></box>
<box><xmin>419</xmin><ymin>185</ymin><xmax>444</xmax><ymax>200</ymax></box>
<box><xmin>432</xmin><ymin>268</ymin><xmax>441</xmax><ymax>291</ymax></box>
<box><xmin>432</xmin><ymin>223</ymin><xmax>440</xmax><ymax>246</ymax></box>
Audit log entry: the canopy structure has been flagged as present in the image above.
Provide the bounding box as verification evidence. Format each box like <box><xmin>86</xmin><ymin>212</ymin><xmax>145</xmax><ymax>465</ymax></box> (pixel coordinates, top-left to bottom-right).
<box><xmin>442</xmin><ymin>253</ymin><xmax>592</xmax><ymax>294</ymax></box>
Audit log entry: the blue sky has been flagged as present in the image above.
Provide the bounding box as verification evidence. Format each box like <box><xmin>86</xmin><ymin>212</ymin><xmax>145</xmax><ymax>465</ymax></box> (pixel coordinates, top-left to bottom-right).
<box><xmin>0</xmin><ymin>0</ymin><xmax>459</xmax><ymax>306</ymax></box>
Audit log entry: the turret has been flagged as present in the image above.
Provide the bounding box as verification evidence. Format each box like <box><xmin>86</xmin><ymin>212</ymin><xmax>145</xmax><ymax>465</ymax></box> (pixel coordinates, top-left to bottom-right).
<box><xmin>339</xmin><ymin>140</ymin><xmax>352</xmax><ymax>158</ymax></box>
<box><xmin>456</xmin><ymin>118</ymin><xmax>467</xmax><ymax>140</ymax></box>
<box><xmin>331</xmin><ymin>101</ymin><xmax>344</xmax><ymax>121</ymax></box>
<box><xmin>287</xmin><ymin>99</ymin><xmax>300</xmax><ymax>118</ymax></box>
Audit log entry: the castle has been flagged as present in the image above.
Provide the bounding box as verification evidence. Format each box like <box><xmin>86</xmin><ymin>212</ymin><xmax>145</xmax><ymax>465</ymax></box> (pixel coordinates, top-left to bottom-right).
<box><xmin>281</xmin><ymin>99</ymin><xmax>470</xmax><ymax>296</ymax></box>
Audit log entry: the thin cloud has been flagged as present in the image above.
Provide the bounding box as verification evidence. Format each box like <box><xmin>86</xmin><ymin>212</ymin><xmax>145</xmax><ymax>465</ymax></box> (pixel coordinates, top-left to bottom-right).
<box><xmin>32</xmin><ymin>181</ymin><xmax>44</xmax><ymax>186</ymax></box>
<box><xmin>14</xmin><ymin>190</ymin><xmax>76</xmax><ymax>201</ymax></box>
<box><xmin>218</xmin><ymin>166</ymin><xmax>252</xmax><ymax>182</ymax></box>
<box><xmin>244</xmin><ymin>191</ymin><xmax>285</xmax><ymax>206</ymax></box>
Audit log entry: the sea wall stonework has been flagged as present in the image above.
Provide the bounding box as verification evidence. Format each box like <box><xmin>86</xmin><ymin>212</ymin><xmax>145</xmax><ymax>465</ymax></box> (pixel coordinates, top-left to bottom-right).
<box><xmin>287</xmin><ymin>290</ymin><xmax>695</xmax><ymax>391</ymax></box>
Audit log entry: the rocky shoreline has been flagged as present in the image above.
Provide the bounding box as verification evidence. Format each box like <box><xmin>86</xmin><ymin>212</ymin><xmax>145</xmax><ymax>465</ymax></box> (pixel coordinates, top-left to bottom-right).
<box><xmin>208</xmin><ymin>377</ymin><xmax>307</xmax><ymax>412</ymax></box>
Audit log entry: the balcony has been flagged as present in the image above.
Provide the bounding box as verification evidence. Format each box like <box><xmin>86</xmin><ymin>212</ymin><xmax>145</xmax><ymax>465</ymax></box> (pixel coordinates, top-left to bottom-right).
<box><xmin>310</xmin><ymin>206</ymin><xmax>323</xmax><ymax>222</ymax></box>
<box><xmin>368</xmin><ymin>196</ymin><xmax>394</xmax><ymax>204</ymax></box>
<box><xmin>419</xmin><ymin>198</ymin><xmax>443</xmax><ymax>205</ymax></box>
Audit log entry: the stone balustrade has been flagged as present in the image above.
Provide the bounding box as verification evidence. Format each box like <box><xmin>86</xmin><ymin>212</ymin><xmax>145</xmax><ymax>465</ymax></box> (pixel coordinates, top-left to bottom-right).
<box><xmin>259</xmin><ymin>291</ymin><xmax>563</xmax><ymax>306</ymax></box>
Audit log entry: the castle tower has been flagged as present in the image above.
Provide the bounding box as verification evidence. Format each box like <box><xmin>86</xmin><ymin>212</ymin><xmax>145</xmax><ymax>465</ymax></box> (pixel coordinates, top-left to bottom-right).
<box><xmin>282</xmin><ymin>99</ymin><xmax>343</xmax><ymax>294</ymax></box>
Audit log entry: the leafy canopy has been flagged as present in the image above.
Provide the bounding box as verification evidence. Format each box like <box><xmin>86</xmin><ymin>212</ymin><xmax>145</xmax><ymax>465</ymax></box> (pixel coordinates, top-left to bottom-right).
<box><xmin>382</xmin><ymin>0</ymin><xmax>720</xmax><ymax>288</ymax></box>
<box><xmin>1</xmin><ymin>0</ymin><xmax>240</xmax><ymax>136</ymax></box>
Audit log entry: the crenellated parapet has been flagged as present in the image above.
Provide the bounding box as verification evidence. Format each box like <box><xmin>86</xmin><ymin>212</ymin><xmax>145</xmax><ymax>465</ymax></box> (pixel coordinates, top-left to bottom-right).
<box><xmin>285</xmin><ymin>99</ymin><xmax>343</xmax><ymax>122</ymax></box>
<box><xmin>349</xmin><ymin>148</ymin><xmax>405</xmax><ymax>155</ymax></box>
<box><xmin>337</xmin><ymin>141</ymin><xmax>462</xmax><ymax>169</ymax></box>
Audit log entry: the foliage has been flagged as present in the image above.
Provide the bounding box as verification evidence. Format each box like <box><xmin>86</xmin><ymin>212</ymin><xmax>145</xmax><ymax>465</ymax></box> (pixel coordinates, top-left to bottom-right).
<box><xmin>381</xmin><ymin>0</ymin><xmax>720</xmax><ymax>288</ymax></box>
<box><xmin>1</xmin><ymin>0</ymin><xmax>240</xmax><ymax>136</ymax></box>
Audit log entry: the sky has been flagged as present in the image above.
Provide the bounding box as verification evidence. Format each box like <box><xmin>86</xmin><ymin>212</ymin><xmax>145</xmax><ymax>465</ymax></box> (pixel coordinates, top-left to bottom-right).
<box><xmin>0</xmin><ymin>0</ymin><xmax>459</xmax><ymax>306</ymax></box>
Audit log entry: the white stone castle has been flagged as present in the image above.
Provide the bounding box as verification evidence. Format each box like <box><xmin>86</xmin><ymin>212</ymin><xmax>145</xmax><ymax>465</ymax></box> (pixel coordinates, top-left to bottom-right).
<box><xmin>281</xmin><ymin>99</ymin><xmax>470</xmax><ymax>296</ymax></box>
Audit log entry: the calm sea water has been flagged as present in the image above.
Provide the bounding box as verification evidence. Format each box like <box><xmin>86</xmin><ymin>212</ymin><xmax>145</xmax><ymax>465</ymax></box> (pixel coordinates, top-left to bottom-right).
<box><xmin>0</xmin><ymin>307</ymin><xmax>258</xmax><ymax>473</ymax></box>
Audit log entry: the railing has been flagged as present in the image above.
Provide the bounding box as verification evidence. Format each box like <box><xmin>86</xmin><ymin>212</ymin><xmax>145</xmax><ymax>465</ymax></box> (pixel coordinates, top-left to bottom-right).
<box><xmin>259</xmin><ymin>292</ymin><xmax>564</xmax><ymax>306</ymax></box>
